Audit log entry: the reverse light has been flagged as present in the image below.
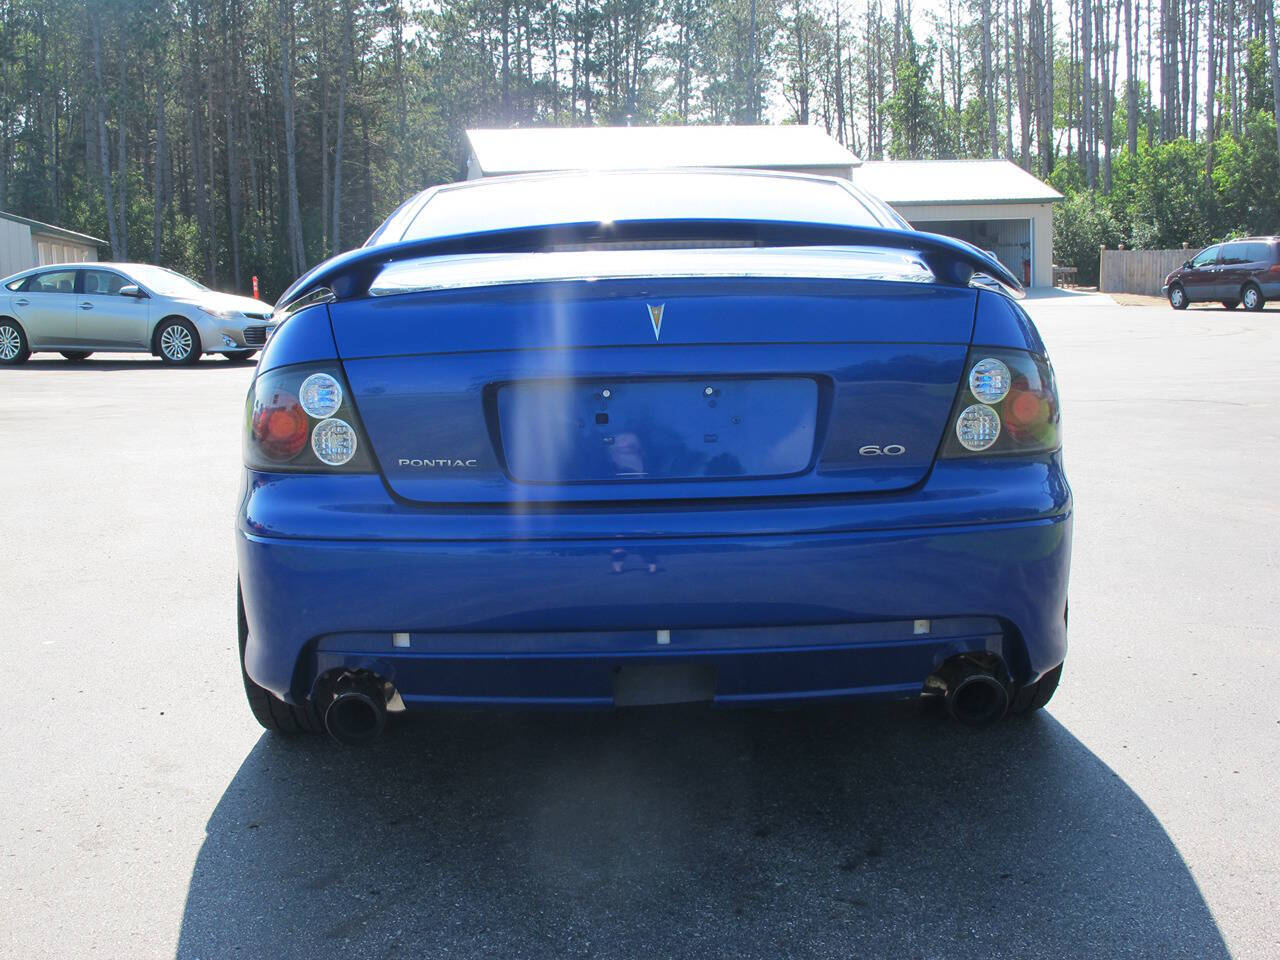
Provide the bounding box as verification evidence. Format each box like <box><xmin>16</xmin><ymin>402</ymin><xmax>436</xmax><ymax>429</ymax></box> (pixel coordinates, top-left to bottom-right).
<box><xmin>311</xmin><ymin>418</ymin><xmax>358</xmax><ymax>466</ymax></box>
<box><xmin>955</xmin><ymin>404</ymin><xmax>1001</xmax><ymax>451</ymax></box>
<box><xmin>968</xmin><ymin>357</ymin><xmax>1011</xmax><ymax>404</ymax></box>
<box><xmin>299</xmin><ymin>372</ymin><xmax>343</xmax><ymax>419</ymax></box>
<box><xmin>244</xmin><ymin>363</ymin><xmax>373</xmax><ymax>472</ymax></box>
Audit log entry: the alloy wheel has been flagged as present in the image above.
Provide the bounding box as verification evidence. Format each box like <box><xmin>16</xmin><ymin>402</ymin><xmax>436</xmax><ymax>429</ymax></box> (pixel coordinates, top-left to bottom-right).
<box><xmin>160</xmin><ymin>324</ymin><xmax>193</xmax><ymax>361</ymax></box>
<box><xmin>0</xmin><ymin>324</ymin><xmax>20</xmax><ymax>361</ymax></box>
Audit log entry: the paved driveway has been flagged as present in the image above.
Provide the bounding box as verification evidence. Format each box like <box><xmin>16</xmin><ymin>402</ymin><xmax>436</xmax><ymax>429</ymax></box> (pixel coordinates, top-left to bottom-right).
<box><xmin>1</xmin><ymin>291</ymin><xmax>1275</xmax><ymax>958</ymax></box>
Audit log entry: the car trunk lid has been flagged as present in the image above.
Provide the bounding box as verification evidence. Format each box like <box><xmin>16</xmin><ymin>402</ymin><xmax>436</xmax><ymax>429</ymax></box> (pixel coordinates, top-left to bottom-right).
<box><xmin>329</xmin><ymin>271</ymin><xmax>976</xmax><ymax>504</ymax></box>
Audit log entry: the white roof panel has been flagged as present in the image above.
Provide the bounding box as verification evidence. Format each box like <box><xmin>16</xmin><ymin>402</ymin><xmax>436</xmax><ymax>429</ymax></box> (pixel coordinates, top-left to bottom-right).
<box><xmin>850</xmin><ymin>159</ymin><xmax>1062</xmax><ymax>205</ymax></box>
<box><xmin>465</xmin><ymin>125</ymin><xmax>859</xmax><ymax>176</ymax></box>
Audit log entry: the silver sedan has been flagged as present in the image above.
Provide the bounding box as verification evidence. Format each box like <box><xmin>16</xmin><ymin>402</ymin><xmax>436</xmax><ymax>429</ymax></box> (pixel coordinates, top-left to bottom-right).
<box><xmin>0</xmin><ymin>262</ymin><xmax>275</xmax><ymax>365</ymax></box>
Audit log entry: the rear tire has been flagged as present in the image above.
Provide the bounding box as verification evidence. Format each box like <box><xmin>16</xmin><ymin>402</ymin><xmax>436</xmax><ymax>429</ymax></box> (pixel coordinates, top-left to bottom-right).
<box><xmin>1242</xmin><ymin>283</ymin><xmax>1264</xmax><ymax>312</ymax></box>
<box><xmin>1168</xmin><ymin>284</ymin><xmax>1188</xmax><ymax>309</ymax></box>
<box><xmin>238</xmin><ymin>584</ymin><xmax>323</xmax><ymax>734</ymax></box>
<box><xmin>155</xmin><ymin>318</ymin><xmax>201</xmax><ymax>365</ymax></box>
<box><xmin>60</xmin><ymin>350</ymin><xmax>93</xmax><ymax>361</ymax></box>
<box><xmin>1220</xmin><ymin>300</ymin><xmax>1239</xmax><ymax>310</ymax></box>
<box><xmin>1010</xmin><ymin>663</ymin><xmax>1063</xmax><ymax>714</ymax></box>
<box><xmin>0</xmin><ymin>319</ymin><xmax>30</xmax><ymax>364</ymax></box>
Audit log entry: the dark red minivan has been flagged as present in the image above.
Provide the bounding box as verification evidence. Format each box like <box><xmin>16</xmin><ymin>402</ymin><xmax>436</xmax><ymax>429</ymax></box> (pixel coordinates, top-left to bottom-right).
<box><xmin>1163</xmin><ymin>237</ymin><xmax>1280</xmax><ymax>310</ymax></box>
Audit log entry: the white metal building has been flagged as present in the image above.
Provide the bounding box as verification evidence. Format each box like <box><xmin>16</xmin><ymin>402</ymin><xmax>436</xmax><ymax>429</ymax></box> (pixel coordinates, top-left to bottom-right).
<box><xmin>0</xmin><ymin>211</ymin><xmax>104</xmax><ymax>277</ymax></box>
<box><xmin>465</xmin><ymin>126</ymin><xmax>859</xmax><ymax>180</ymax></box>
<box><xmin>462</xmin><ymin>127</ymin><xmax>1062</xmax><ymax>287</ymax></box>
<box><xmin>849</xmin><ymin>160</ymin><xmax>1062</xmax><ymax>288</ymax></box>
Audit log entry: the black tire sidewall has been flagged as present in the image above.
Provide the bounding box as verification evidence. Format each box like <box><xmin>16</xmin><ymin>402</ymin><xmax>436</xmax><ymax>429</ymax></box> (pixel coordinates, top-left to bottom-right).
<box><xmin>1242</xmin><ymin>284</ymin><xmax>1263</xmax><ymax>311</ymax></box>
<box><xmin>237</xmin><ymin>582</ymin><xmax>323</xmax><ymax>734</ymax></box>
<box><xmin>0</xmin><ymin>318</ymin><xmax>30</xmax><ymax>364</ymax></box>
<box><xmin>1169</xmin><ymin>285</ymin><xmax>1187</xmax><ymax>309</ymax></box>
<box><xmin>155</xmin><ymin>318</ymin><xmax>201</xmax><ymax>365</ymax></box>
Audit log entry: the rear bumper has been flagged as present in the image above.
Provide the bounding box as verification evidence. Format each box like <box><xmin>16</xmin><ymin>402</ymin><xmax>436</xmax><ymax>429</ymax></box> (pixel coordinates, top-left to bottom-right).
<box><xmin>237</xmin><ymin>458</ymin><xmax>1072</xmax><ymax>708</ymax></box>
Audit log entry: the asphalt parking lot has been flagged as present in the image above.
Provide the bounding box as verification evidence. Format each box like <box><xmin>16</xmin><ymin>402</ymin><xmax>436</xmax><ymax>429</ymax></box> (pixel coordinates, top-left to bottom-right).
<box><xmin>1</xmin><ymin>292</ymin><xmax>1277</xmax><ymax>959</ymax></box>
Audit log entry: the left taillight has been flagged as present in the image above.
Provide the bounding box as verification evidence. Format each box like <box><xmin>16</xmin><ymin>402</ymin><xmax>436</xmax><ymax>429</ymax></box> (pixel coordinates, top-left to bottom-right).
<box><xmin>939</xmin><ymin>348</ymin><xmax>1061</xmax><ymax>458</ymax></box>
<box><xmin>244</xmin><ymin>364</ymin><xmax>374</xmax><ymax>472</ymax></box>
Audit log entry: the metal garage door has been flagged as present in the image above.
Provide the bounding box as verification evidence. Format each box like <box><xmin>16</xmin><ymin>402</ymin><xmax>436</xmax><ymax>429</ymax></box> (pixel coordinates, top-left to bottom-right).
<box><xmin>912</xmin><ymin>218</ymin><xmax>1032</xmax><ymax>287</ymax></box>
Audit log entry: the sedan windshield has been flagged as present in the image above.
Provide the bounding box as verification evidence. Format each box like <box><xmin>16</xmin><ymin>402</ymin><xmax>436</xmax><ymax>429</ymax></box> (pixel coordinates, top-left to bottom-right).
<box><xmin>128</xmin><ymin>265</ymin><xmax>210</xmax><ymax>297</ymax></box>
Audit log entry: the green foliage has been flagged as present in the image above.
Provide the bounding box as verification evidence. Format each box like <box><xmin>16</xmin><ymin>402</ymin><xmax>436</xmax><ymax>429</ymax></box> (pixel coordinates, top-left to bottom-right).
<box><xmin>1211</xmin><ymin>111</ymin><xmax>1280</xmax><ymax>234</ymax></box>
<box><xmin>1129</xmin><ymin>138</ymin><xmax>1217</xmax><ymax>248</ymax></box>
<box><xmin>885</xmin><ymin>28</ymin><xmax>943</xmax><ymax>160</ymax></box>
<box><xmin>1052</xmin><ymin>192</ymin><xmax>1122</xmax><ymax>285</ymax></box>
<box><xmin>1054</xmin><ymin>121</ymin><xmax>1280</xmax><ymax>281</ymax></box>
<box><xmin>1242</xmin><ymin>38</ymin><xmax>1272</xmax><ymax>116</ymax></box>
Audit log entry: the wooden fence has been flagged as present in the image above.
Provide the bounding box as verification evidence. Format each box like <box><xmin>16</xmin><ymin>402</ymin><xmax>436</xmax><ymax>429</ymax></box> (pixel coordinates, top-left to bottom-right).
<box><xmin>1098</xmin><ymin>247</ymin><xmax>1190</xmax><ymax>296</ymax></box>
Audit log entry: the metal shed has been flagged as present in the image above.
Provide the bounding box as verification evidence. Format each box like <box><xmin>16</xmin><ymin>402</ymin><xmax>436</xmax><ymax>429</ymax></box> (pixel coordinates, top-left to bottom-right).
<box><xmin>0</xmin><ymin>211</ymin><xmax>104</xmax><ymax>277</ymax></box>
<box><xmin>849</xmin><ymin>160</ymin><xmax>1062</xmax><ymax>287</ymax></box>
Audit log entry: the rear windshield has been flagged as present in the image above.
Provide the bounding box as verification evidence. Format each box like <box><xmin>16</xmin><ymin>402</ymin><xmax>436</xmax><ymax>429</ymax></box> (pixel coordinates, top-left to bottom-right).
<box><xmin>390</xmin><ymin>171</ymin><xmax>894</xmax><ymax>244</ymax></box>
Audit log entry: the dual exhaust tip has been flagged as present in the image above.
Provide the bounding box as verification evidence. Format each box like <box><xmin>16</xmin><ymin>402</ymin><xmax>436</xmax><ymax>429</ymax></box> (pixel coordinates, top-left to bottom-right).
<box><xmin>319</xmin><ymin>658</ymin><xmax>1011</xmax><ymax>744</ymax></box>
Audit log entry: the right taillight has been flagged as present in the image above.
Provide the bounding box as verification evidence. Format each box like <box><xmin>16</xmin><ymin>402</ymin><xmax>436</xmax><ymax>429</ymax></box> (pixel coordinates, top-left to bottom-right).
<box><xmin>244</xmin><ymin>363</ymin><xmax>374</xmax><ymax>472</ymax></box>
<box><xmin>940</xmin><ymin>349</ymin><xmax>1061</xmax><ymax>458</ymax></box>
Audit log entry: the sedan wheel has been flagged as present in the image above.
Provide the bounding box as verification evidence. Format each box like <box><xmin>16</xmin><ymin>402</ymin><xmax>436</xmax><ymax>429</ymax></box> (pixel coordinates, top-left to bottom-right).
<box><xmin>1242</xmin><ymin>284</ymin><xmax>1264</xmax><ymax>312</ymax></box>
<box><xmin>0</xmin><ymin>320</ymin><xmax>30</xmax><ymax>364</ymax></box>
<box><xmin>157</xmin><ymin>320</ymin><xmax>200</xmax><ymax>365</ymax></box>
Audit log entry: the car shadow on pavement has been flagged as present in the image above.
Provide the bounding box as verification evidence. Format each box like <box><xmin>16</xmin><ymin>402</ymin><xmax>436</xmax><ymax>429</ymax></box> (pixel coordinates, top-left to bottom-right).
<box><xmin>176</xmin><ymin>702</ymin><xmax>1229</xmax><ymax>960</ymax></box>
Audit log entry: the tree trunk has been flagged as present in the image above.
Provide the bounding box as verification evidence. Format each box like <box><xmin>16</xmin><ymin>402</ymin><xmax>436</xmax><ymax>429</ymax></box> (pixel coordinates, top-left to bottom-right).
<box><xmin>332</xmin><ymin>0</ymin><xmax>353</xmax><ymax>253</ymax></box>
<box><xmin>1126</xmin><ymin>0</ymin><xmax>1138</xmax><ymax>155</ymax></box>
<box><xmin>152</xmin><ymin>51</ymin><xmax>165</xmax><ymax>264</ymax></box>
<box><xmin>982</xmin><ymin>0</ymin><xmax>998</xmax><ymax>155</ymax></box>
<box><xmin>1268</xmin><ymin>0</ymin><xmax>1280</xmax><ymax>178</ymax></box>
<box><xmin>116</xmin><ymin>18</ymin><xmax>127</xmax><ymax>261</ymax></box>
<box><xmin>90</xmin><ymin>4</ymin><xmax>120</xmax><ymax>259</ymax></box>
<box><xmin>279</xmin><ymin>0</ymin><xmax>305</xmax><ymax>275</ymax></box>
<box><xmin>225</xmin><ymin>28</ymin><xmax>242</xmax><ymax>290</ymax></box>
<box><xmin>1083</xmin><ymin>0</ymin><xmax>1095</xmax><ymax>186</ymax></box>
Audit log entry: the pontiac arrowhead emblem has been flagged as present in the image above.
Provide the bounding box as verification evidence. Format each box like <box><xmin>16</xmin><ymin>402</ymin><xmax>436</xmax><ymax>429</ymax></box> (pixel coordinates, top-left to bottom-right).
<box><xmin>647</xmin><ymin>304</ymin><xmax>665</xmax><ymax>341</ymax></box>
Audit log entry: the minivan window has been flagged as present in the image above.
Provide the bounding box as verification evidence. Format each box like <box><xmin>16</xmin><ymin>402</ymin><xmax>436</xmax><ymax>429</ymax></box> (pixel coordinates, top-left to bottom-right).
<box><xmin>27</xmin><ymin>270</ymin><xmax>76</xmax><ymax>294</ymax></box>
<box><xmin>1245</xmin><ymin>241</ymin><xmax>1272</xmax><ymax>263</ymax></box>
<box><xmin>1190</xmin><ymin>246</ymin><xmax>1219</xmax><ymax>268</ymax></box>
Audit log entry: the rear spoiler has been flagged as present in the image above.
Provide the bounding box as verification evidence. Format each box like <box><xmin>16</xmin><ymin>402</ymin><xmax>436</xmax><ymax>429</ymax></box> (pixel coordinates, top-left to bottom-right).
<box><xmin>275</xmin><ymin>219</ymin><xmax>1023</xmax><ymax>314</ymax></box>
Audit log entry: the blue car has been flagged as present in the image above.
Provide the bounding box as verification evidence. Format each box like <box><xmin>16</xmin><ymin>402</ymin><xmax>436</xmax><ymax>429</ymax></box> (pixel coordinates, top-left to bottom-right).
<box><xmin>236</xmin><ymin>169</ymin><xmax>1071</xmax><ymax>744</ymax></box>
